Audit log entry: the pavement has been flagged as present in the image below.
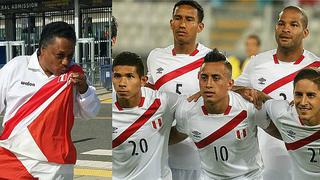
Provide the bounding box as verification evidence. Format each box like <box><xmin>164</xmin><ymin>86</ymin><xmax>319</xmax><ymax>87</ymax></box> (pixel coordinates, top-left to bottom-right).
<box><xmin>73</xmin><ymin>85</ymin><xmax>113</xmax><ymax>179</ymax></box>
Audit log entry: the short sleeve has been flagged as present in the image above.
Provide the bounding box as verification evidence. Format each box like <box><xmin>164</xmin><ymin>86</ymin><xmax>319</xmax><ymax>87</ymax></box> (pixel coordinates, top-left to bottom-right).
<box><xmin>234</xmin><ymin>56</ymin><xmax>255</xmax><ymax>87</ymax></box>
<box><xmin>264</xmin><ymin>99</ymin><xmax>289</xmax><ymax>128</ymax></box>
<box><xmin>174</xmin><ymin>98</ymin><xmax>190</xmax><ymax>134</ymax></box>
<box><xmin>253</xmin><ymin>103</ymin><xmax>271</xmax><ymax>129</ymax></box>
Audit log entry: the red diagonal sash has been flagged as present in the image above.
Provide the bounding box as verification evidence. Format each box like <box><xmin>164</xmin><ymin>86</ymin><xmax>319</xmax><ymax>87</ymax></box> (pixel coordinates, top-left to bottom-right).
<box><xmin>154</xmin><ymin>58</ymin><xmax>204</xmax><ymax>90</ymax></box>
<box><xmin>112</xmin><ymin>99</ymin><xmax>161</xmax><ymax>148</ymax></box>
<box><xmin>195</xmin><ymin>111</ymin><xmax>247</xmax><ymax>149</ymax></box>
<box><xmin>262</xmin><ymin>61</ymin><xmax>320</xmax><ymax>94</ymax></box>
<box><xmin>285</xmin><ymin>130</ymin><xmax>320</xmax><ymax>151</ymax></box>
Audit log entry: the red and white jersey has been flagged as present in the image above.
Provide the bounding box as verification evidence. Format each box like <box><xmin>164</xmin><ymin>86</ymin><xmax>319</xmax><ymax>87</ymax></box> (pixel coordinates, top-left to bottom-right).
<box><xmin>112</xmin><ymin>87</ymin><xmax>181</xmax><ymax>180</ymax></box>
<box><xmin>264</xmin><ymin>100</ymin><xmax>320</xmax><ymax>180</ymax></box>
<box><xmin>147</xmin><ymin>43</ymin><xmax>211</xmax><ymax>96</ymax></box>
<box><xmin>236</xmin><ymin>49</ymin><xmax>320</xmax><ymax>101</ymax></box>
<box><xmin>176</xmin><ymin>91</ymin><xmax>269</xmax><ymax>179</ymax></box>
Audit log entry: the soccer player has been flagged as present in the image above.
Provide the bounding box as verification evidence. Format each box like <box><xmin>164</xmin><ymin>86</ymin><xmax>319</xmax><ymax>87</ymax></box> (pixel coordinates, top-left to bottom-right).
<box><xmin>174</xmin><ymin>49</ymin><xmax>279</xmax><ymax>179</ymax></box>
<box><xmin>0</xmin><ymin>21</ymin><xmax>100</xmax><ymax>179</ymax></box>
<box><xmin>263</xmin><ymin>68</ymin><xmax>320</xmax><ymax>180</ymax></box>
<box><xmin>235</xmin><ymin>6</ymin><xmax>320</xmax><ymax>180</ymax></box>
<box><xmin>146</xmin><ymin>1</ymin><xmax>210</xmax><ymax>179</ymax></box>
<box><xmin>112</xmin><ymin>51</ymin><xmax>181</xmax><ymax>179</ymax></box>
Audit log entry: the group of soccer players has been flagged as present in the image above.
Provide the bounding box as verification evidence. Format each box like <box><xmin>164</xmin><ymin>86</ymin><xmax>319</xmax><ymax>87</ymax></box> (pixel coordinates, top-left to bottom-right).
<box><xmin>112</xmin><ymin>1</ymin><xmax>320</xmax><ymax>180</ymax></box>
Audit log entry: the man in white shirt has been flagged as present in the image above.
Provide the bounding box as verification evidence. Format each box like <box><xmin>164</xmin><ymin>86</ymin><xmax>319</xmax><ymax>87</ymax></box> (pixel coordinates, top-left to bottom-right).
<box><xmin>261</xmin><ymin>68</ymin><xmax>320</xmax><ymax>180</ymax></box>
<box><xmin>235</xmin><ymin>6</ymin><xmax>320</xmax><ymax>180</ymax></box>
<box><xmin>112</xmin><ymin>51</ymin><xmax>181</xmax><ymax>180</ymax></box>
<box><xmin>147</xmin><ymin>1</ymin><xmax>210</xmax><ymax>179</ymax></box>
<box><xmin>174</xmin><ymin>49</ymin><xmax>279</xmax><ymax>180</ymax></box>
<box><xmin>0</xmin><ymin>21</ymin><xmax>100</xmax><ymax>179</ymax></box>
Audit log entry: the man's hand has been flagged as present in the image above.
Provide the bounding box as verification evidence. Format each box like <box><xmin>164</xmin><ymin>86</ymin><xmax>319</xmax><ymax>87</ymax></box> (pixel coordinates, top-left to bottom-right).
<box><xmin>187</xmin><ymin>91</ymin><xmax>201</xmax><ymax>102</ymax></box>
<box><xmin>69</xmin><ymin>73</ymin><xmax>89</xmax><ymax>94</ymax></box>
<box><xmin>233</xmin><ymin>86</ymin><xmax>271</xmax><ymax>109</ymax></box>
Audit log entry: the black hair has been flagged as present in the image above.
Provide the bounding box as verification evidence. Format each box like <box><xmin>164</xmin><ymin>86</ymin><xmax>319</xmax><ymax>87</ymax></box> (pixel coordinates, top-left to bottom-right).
<box><xmin>113</xmin><ymin>51</ymin><xmax>144</xmax><ymax>77</ymax></box>
<box><xmin>111</xmin><ymin>16</ymin><xmax>118</xmax><ymax>39</ymax></box>
<box><xmin>37</xmin><ymin>21</ymin><xmax>76</xmax><ymax>56</ymax></box>
<box><xmin>280</xmin><ymin>6</ymin><xmax>308</xmax><ymax>29</ymax></box>
<box><xmin>173</xmin><ymin>0</ymin><xmax>204</xmax><ymax>23</ymax></box>
<box><xmin>203</xmin><ymin>48</ymin><xmax>232</xmax><ymax>79</ymax></box>
<box><xmin>247</xmin><ymin>34</ymin><xmax>261</xmax><ymax>46</ymax></box>
<box><xmin>294</xmin><ymin>68</ymin><xmax>320</xmax><ymax>89</ymax></box>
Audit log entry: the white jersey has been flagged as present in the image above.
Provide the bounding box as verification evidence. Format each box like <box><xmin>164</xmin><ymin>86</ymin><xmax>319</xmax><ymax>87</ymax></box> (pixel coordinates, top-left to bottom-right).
<box><xmin>112</xmin><ymin>87</ymin><xmax>180</xmax><ymax>180</ymax></box>
<box><xmin>175</xmin><ymin>91</ymin><xmax>269</xmax><ymax>179</ymax></box>
<box><xmin>147</xmin><ymin>43</ymin><xmax>211</xmax><ymax>171</ymax></box>
<box><xmin>236</xmin><ymin>49</ymin><xmax>320</xmax><ymax>101</ymax></box>
<box><xmin>264</xmin><ymin>100</ymin><xmax>320</xmax><ymax>180</ymax></box>
<box><xmin>235</xmin><ymin>49</ymin><xmax>320</xmax><ymax>180</ymax></box>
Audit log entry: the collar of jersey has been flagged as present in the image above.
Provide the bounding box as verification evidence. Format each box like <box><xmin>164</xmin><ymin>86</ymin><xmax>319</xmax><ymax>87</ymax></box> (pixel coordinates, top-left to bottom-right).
<box><xmin>201</xmin><ymin>104</ymin><xmax>232</xmax><ymax>116</ymax></box>
<box><xmin>28</xmin><ymin>49</ymin><xmax>48</xmax><ymax>76</ymax></box>
<box><xmin>172</xmin><ymin>47</ymin><xmax>199</xmax><ymax>56</ymax></box>
<box><xmin>273</xmin><ymin>52</ymin><xmax>305</xmax><ymax>65</ymax></box>
<box><xmin>115</xmin><ymin>97</ymin><xmax>145</xmax><ymax>111</ymax></box>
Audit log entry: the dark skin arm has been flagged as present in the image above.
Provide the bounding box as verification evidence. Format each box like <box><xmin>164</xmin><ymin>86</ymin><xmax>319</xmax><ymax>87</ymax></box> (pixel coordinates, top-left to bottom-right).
<box><xmin>263</xmin><ymin>120</ymin><xmax>282</xmax><ymax>140</ymax></box>
<box><xmin>69</xmin><ymin>73</ymin><xmax>89</xmax><ymax>94</ymax></box>
<box><xmin>169</xmin><ymin>126</ymin><xmax>188</xmax><ymax>145</ymax></box>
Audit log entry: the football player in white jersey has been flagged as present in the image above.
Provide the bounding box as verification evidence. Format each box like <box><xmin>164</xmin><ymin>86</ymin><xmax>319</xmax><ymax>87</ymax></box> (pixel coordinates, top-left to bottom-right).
<box><xmin>261</xmin><ymin>68</ymin><xmax>320</xmax><ymax>180</ymax></box>
<box><xmin>146</xmin><ymin>1</ymin><xmax>211</xmax><ymax>179</ymax></box>
<box><xmin>174</xmin><ymin>49</ymin><xmax>280</xmax><ymax>180</ymax></box>
<box><xmin>234</xmin><ymin>6</ymin><xmax>320</xmax><ymax>180</ymax></box>
<box><xmin>112</xmin><ymin>51</ymin><xmax>181</xmax><ymax>180</ymax></box>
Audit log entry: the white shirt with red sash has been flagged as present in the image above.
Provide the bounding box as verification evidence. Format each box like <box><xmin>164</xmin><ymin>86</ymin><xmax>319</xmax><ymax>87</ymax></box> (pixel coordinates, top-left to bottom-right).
<box><xmin>0</xmin><ymin>50</ymin><xmax>100</xmax><ymax>179</ymax></box>
<box><xmin>264</xmin><ymin>99</ymin><xmax>320</xmax><ymax>180</ymax></box>
<box><xmin>176</xmin><ymin>91</ymin><xmax>269</xmax><ymax>180</ymax></box>
<box><xmin>147</xmin><ymin>43</ymin><xmax>211</xmax><ymax>172</ymax></box>
<box><xmin>112</xmin><ymin>87</ymin><xmax>181</xmax><ymax>180</ymax></box>
<box><xmin>235</xmin><ymin>49</ymin><xmax>320</xmax><ymax>179</ymax></box>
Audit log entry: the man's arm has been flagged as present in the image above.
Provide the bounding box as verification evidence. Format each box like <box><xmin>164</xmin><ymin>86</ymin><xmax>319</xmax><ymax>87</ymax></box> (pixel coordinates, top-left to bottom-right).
<box><xmin>75</xmin><ymin>85</ymin><xmax>101</xmax><ymax>120</ymax></box>
<box><xmin>263</xmin><ymin>120</ymin><xmax>282</xmax><ymax>140</ymax></box>
<box><xmin>169</xmin><ymin>126</ymin><xmax>188</xmax><ymax>145</ymax></box>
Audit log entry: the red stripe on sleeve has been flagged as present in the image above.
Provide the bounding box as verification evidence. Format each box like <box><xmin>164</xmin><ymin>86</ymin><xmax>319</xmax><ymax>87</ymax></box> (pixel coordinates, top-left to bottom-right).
<box><xmin>195</xmin><ymin>111</ymin><xmax>247</xmax><ymax>149</ymax></box>
<box><xmin>262</xmin><ymin>61</ymin><xmax>320</xmax><ymax>94</ymax></box>
<box><xmin>112</xmin><ymin>99</ymin><xmax>161</xmax><ymax>148</ymax></box>
<box><xmin>154</xmin><ymin>58</ymin><xmax>204</xmax><ymax>90</ymax></box>
<box><xmin>285</xmin><ymin>130</ymin><xmax>320</xmax><ymax>151</ymax></box>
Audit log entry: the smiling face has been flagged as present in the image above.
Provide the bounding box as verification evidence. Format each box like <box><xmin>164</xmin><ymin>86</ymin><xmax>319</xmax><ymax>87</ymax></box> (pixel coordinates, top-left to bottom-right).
<box><xmin>112</xmin><ymin>65</ymin><xmax>147</xmax><ymax>104</ymax></box>
<box><xmin>170</xmin><ymin>4</ymin><xmax>203</xmax><ymax>45</ymax></box>
<box><xmin>294</xmin><ymin>79</ymin><xmax>320</xmax><ymax>126</ymax></box>
<box><xmin>275</xmin><ymin>8</ymin><xmax>308</xmax><ymax>51</ymax></box>
<box><xmin>39</xmin><ymin>37</ymin><xmax>75</xmax><ymax>76</ymax></box>
<box><xmin>199</xmin><ymin>62</ymin><xmax>233</xmax><ymax>105</ymax></box>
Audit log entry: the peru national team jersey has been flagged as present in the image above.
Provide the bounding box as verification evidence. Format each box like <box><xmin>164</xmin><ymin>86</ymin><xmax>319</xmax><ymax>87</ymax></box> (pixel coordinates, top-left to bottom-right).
<box><xmin>112</xmin><ymin>87</ymin><xmax>181</xmax><ymax>180</ymax></box>
<box><xmin>175</xmin><ymin>91</ymin><xmax>269</xmax><ymax>179</ymax></box>
<box><xmin>147</xmin><ymin>43</ymin><xmax>211</xmax><ymax>96</ymax></box>
<box><xmin>236</xmin><ymin>49</ymin><xmax>320</xmax><ymax>102</ymax></box>
<box><xmin>264</xmin><ymin>100</ymin><xmax>320</xmax><ymax>180</ymax></box>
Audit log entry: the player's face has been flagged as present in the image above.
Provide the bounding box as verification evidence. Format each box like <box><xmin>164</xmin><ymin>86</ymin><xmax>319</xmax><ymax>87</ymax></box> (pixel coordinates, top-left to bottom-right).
<box><xmin>199</xmin><ymin>62</ymin><xmax>233</xmax><ymax>104</ymax></box>
<box><xmin>39</xmin><ymin>37</ymin><xmax>75</xmax><ymax>76</ymax></box>
<box><xmin>245</xmin><ymin>37</ymin><xmax>259</xmax><ymax>57</ymax></box>
<box><xmin>170</xmin><ymin>4</ymin><xmax>204</xmax><ymax>45</ymax></box>
<box><xmin>112</xmin><ymin>65</ymin><xmax>147</xmax><ymax>101</ymax></box>
<box><xmin>294</xmin><ymin>79</ymin><xmax>320</xmax><ymax>125</ymax></box>
<box><xmin>275</xmin><ymin>9</ymin><xmax>308</xmax><ymax>50</ymax></box>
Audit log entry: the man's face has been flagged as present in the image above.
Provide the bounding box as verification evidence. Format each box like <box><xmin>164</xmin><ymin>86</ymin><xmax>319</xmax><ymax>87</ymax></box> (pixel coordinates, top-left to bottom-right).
<box><xmin>112</xmin><ymin>65</ymin><xmax>147</xmax><ymax>101</ymax></box>
<box><xmin>199</xmin><ymin>62</ymin><xmax>233</xmax><ymax>104</ymax></box>
<box><xmin>294</xmin><ymin>79</ymin><xmax>320</xmax><ymax>124</ymax></box>
<box><xmin>170</xmin><ymin>4</ymin><xmax>203</xmax><ymax>45</ymax></box>
<box><xmin>245</xmin><ymin>37</ymin><xmax>259</xmax><ymax>57</ymax></box>
<box><xmin>40</xmin><ymin>37</ymin><xmax>75</xmax><ymax>76</ymax></box>
<box><xmin>275</xmin><ymin>9</ymin><xmax>308</xmax><ymax>50</ymax></box>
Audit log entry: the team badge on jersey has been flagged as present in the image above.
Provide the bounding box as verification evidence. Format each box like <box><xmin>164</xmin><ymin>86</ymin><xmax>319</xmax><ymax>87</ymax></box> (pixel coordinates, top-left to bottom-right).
<box><xmin>151</xmin><ymin>118</ymin><xmax>162</xmax><ymax>129</ymax></box>
<box><xmin>235</xmin><ymin>128</ymin><xmax>247</xmax><ymax>140</ymax></box>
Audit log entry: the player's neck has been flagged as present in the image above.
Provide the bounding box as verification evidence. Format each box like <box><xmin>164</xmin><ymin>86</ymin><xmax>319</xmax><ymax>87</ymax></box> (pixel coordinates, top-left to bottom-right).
<box><xmin>116</xmin><ymin>93</ymin><xmax>142</xmax><ymax>108</ymax></box>
<box><xmin>276</xmin><ymin>47</ymin><xmax>304</xmax><ymax>63</ymax></box>
<box><xmin>173</xmin><ymin>42</ymin><xmax>198</xmax><ymax>55</ymax></box>
<box><xmin>204</xmin><ymin>95</ymin><xmax>229</xmax><ymax>114</ymax></box>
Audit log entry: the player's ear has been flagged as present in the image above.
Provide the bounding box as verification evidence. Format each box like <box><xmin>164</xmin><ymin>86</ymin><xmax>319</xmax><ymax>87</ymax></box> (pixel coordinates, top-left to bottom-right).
<box><xmin>303</xmin><ymin>27</ymin><xmax>309</xmax><ymax>38</ymax></box>
<box><xmin>227</xmin><ymin>79</ymin><xmax>234</xmax><ymax>91</ymax></box>
<box><xmin>170</xmin><ymin>19</ymin><xmax>174</xmax><ymax>30</ymax></box>
<box><xmin>140</xmin><ymin>76</ymin><xmax>148</xmax><ymax>86</ymax></box>
<box><xmin>197</xmin><ymin>22</ymin><xmax>204</xmax><ymax>33</ymax></box>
